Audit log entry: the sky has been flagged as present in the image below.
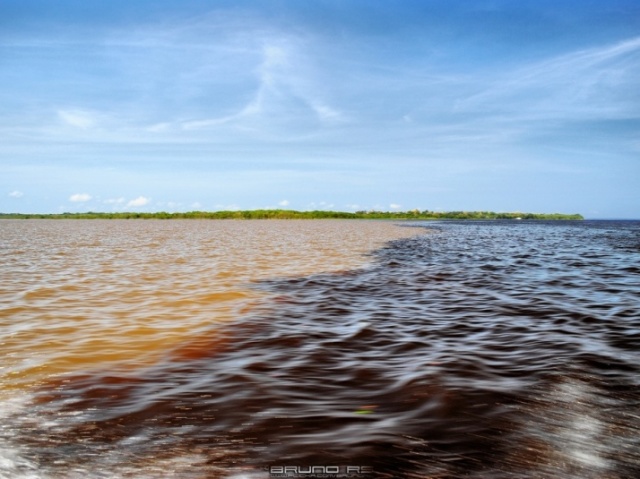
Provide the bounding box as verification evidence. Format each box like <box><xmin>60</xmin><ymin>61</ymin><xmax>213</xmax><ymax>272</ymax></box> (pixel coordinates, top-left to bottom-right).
<box><xmin>1</xmin><ymin>0</ymin><xmax>639</xmax><ymax>218</ymax></box>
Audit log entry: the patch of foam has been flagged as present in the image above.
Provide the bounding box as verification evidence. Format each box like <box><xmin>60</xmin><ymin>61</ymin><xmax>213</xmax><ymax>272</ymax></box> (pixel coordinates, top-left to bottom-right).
<box><xmin>550</xmin><ymin>378</ymin><xmax>610</xmax><ymax>472</ymax></box>
<box><xmin>0</xmin><ymin>446</ymin><xmax>40</xmax><ymax>479</ymax></box>
<box><xmin>0</xmin><ymin>394</ymin><xmax>42</xmax><ymax>479</ymax></box>
<box><xmin>511</xmin><ymin>375</ymin><xmax>617</xmax><ymax>479</ymax></box>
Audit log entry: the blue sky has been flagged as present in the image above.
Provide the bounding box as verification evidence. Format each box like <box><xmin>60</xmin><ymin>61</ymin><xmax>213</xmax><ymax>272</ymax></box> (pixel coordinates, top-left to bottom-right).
<box><xmin>1</xmin><ymin>0</ymin><xmax>638</xmax><ymax>218</ymax></box>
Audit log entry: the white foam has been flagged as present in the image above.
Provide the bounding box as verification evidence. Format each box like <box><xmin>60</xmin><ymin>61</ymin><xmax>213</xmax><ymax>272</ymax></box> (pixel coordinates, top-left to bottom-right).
<box><xmin>0</xmin><ymin>446</ymin><xmax>41</xmax><ymax>479</ymax></box>
<box><xmin>517</xmin><ymin>376</ymin><xmax>615</xmax><ymax>478</ymax></box>
<box><xmin>0</xmin><ymin>394</ymin><xmax>43</xmax><ymax>479</ymax></box>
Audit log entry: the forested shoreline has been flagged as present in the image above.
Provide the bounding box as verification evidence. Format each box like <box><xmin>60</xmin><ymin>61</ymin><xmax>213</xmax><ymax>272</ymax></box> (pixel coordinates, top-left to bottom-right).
<box><xmin>0</xmin><ymin>210</ymin><xmax>584</xmax><ymax>220</ymax></box>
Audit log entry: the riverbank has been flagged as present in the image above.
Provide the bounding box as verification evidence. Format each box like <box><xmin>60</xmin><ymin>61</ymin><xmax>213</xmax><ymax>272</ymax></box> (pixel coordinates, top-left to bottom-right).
<box><xmin>0</xmin><ymin>209</ymin><xmax>584</xmax><ymax>220</ymax></box>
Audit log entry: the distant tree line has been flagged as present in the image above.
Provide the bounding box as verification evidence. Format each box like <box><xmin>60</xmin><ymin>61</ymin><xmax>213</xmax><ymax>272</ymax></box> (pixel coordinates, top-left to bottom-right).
<box><xmin>0</xmin><ymin>209</ymin><xmax>584</xmax><ymax>220</ymax></box>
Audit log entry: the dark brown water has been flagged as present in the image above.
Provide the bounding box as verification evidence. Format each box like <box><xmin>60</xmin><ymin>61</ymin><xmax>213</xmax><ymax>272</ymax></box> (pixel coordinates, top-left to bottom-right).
<box><xmin>1</xmin><ymin>220</ymin><xmax>639</xmax><ymax>478</ymax></box>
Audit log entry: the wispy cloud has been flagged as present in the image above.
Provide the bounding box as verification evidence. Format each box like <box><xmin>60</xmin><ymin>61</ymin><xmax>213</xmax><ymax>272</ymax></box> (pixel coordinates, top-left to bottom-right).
<box><xmin>5</xmin><ymin>11</ymin><xmax>347</xmax><ymax>146</ymax></box>
<box><xmin>456</xmin><ymin>36</ymin><xmax>640</xmax><ymax>120</ymax></box>
<box><xmin>58</xmin><ymin>110</ymin><xmax>97</xmax><ymax>129</ymax></box>
<box><xmin>182</xmin><ymin>34</ymin><xmax>345</xmax><ymax>134</ymax></box>
<box><xmin>8</xmin><ymin>190</ymin><xmax>23</xmax><ymax>198</ymax></box>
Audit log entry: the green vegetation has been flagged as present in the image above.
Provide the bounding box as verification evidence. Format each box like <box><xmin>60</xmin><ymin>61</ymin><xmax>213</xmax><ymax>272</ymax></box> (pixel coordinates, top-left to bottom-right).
<box><xmin>0</xmin><ymin>209</ymin><xmax>584</xmax><ymax>220</ymax></box>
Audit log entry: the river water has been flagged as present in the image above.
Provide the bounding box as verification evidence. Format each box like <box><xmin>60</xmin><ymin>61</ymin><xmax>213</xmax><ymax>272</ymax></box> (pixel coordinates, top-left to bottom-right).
<box><xmin>1</xmin><ymin>219</ymin><xmax>638</xmax><ymax>478</ymax></box>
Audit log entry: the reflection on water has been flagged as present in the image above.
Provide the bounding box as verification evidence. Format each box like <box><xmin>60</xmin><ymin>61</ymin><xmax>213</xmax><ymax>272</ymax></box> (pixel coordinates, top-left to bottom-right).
<box><xmin>1</xmin><ymin>219</ymin><xmax>639</xmax><ymax>478</ymax></box>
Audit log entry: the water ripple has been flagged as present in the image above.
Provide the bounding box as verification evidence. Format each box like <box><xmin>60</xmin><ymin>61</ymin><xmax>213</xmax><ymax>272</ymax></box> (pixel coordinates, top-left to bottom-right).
<box><xmin>1</xmin><ymin>220</ymin><xmax>639</xmax><ymax>478</ymax></box>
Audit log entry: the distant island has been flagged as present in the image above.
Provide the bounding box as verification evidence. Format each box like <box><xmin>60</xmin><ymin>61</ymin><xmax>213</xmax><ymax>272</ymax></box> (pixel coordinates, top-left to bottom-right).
<box><xmin>0</xmin><ymin>210</ymin><xmax>584</xmax><ymax>220</ymax></box>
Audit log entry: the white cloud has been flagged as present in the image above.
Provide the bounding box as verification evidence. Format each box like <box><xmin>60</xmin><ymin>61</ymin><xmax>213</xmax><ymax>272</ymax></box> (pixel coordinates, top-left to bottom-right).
<box><xmin>69</xmin><ymin>193</ymin><xmax>92</xmax><ymax>202</ymax></box>
<box><xmin>278</xmin><ymin>199</ymin><xmax>290</xmax><ymax>207</ymax></box>
<box><xmin>8</xmin><ymin>190</ymin><xmax>23</xmax><ymax>198</ymax></box>
<box><xmin>389</xmin><ymin>203</ymin><xmax>402</xmax><ymax>210</ymax></box>
<box><xmin>127</xmin><ymin>196</ymin><xmax>150</xmax><ymax>207</ymax></box>
<box><xmin>191</xmin><ymin>201</ymin><xmax>203</xmax><ymax>209</ymax></box>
